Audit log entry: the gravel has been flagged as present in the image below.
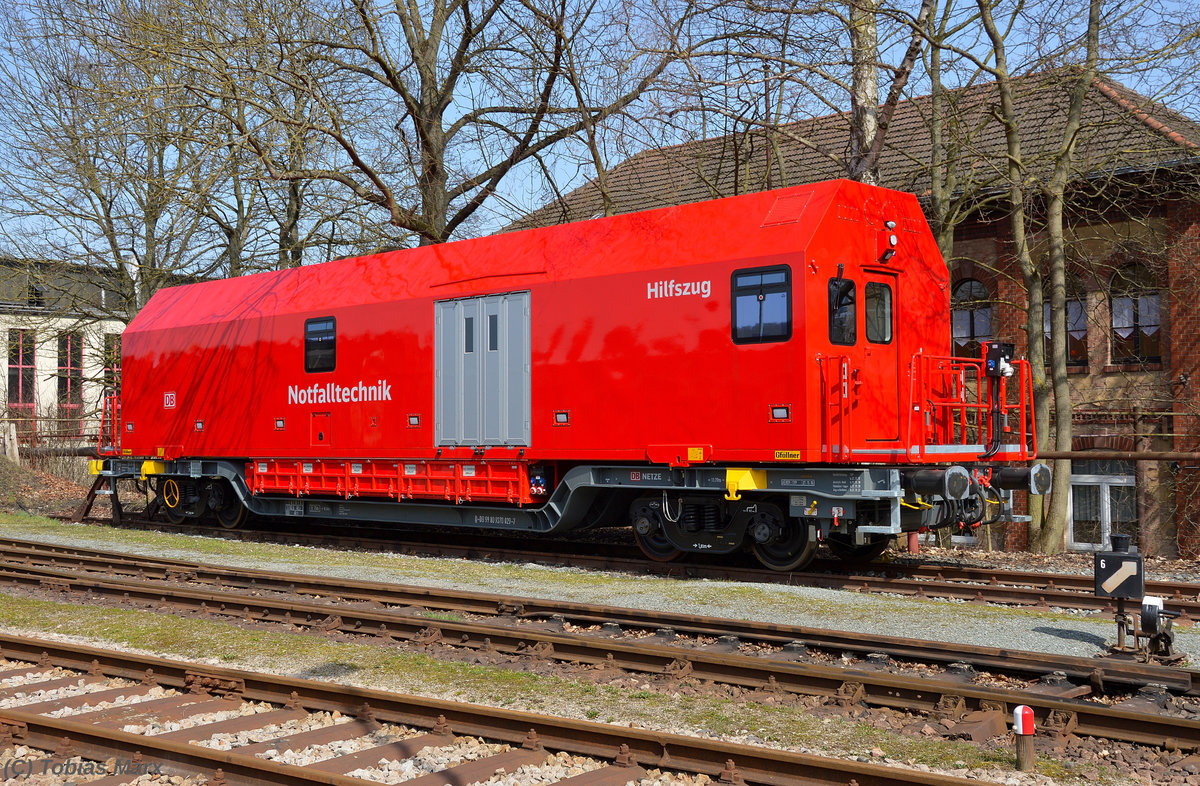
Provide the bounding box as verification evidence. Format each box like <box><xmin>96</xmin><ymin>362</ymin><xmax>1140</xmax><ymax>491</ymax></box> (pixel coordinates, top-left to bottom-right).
<box><xmin>264</xmin><ymin>725</ymin><xmax>420</xmax><ymax>766</ymax></box>
<box><xmin>197</xmin><ymin>711</ymin><xmax>351</xmax><ymax>750</ymax></box>
<box><xmin>46</xmin><ymin>684</ymin><xmax>178</xmax><ymax>718</ymax></box>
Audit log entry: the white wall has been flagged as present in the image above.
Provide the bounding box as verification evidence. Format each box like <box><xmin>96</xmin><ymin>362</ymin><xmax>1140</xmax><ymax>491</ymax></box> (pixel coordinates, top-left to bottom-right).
<box><xmin>0</xmin><ymin>314</ymin><xmax>126</xmax><ymax>434</ymax></box>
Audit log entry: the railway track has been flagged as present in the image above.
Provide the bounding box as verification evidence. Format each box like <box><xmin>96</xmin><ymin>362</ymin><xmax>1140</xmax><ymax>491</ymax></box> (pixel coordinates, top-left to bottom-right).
<box><xmin>0</xmin><ymin>631</ymin><xmax>985</xmax><ymax>786</ymax></box>
<box><xmin>0</xmin><ymin>535</ymin><xmax>1194</xmax><ymax>695</ymax></box>
<box><xmin>69</xmin><ymin>512</ymin><xmax>1200</xmax><ymax>621</ymax></box>
<box><xmin>0</xmin><ymin>536</ymin><xmax>1197</xmax><ymax>755</ymax></box>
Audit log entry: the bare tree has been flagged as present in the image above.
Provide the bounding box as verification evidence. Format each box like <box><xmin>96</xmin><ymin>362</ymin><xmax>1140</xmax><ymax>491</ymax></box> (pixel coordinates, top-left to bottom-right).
<box><xmin>150</xmin><ymin>0</ymin><xmax>704</xmax><ymax>245</ymax></box>
<box><xmin>616</xmin><ymin>0</ymin><xmax>936</xmax><ymax>195</ymax></box>
<box><xmin>910</xmin><ymin>0</ymin><xmax>1200</xmax><ymax>551</ymax></box>
<box><xmin>0</xmin><ymin>0</ymin><xmax>226</xmax><ymax>320</ymax></box>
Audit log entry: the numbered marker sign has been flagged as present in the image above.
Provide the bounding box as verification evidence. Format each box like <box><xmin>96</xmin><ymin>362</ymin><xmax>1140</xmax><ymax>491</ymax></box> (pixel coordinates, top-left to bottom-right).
<box><xmin>1094</xmin><ymin>552</ymin><xmax>1144</xmax><ymax>599</ymax></box>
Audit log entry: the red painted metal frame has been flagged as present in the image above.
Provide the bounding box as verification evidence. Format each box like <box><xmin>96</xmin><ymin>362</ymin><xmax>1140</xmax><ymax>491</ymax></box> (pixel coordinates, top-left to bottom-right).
<box><xmin>247</xmin><ymin>458</ymin><xmax>533</xmax><ymax>504</ymax></box>
<box><xmin>109</xmin><ymin>180</ymin><xmax>1035</xmax><ymax>487</ymax></box>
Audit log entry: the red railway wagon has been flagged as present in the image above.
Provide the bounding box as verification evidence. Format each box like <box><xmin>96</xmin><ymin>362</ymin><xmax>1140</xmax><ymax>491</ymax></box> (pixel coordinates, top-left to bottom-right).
<box><xmin>93</xmin><ymin>179</ymin><xmax>1049</xmax><ymax>570</ymax></box>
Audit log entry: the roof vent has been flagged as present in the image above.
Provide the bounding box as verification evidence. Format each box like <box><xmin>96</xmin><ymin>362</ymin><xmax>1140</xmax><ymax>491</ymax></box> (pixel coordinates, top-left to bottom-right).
<box><xmin>761</xmin><ymin>192</ymin><xmax>813</xmax><ymax>227</ymax></box>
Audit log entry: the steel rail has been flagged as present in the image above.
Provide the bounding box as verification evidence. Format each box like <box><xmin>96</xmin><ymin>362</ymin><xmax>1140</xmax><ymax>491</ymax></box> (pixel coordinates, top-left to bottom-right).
<box><xmin>0</xmin><ymin>536</ymin><xmax>1193</xmax><ymax>695</ymax></box>
<box><xmin>0</xmin><ymin>560</ymin><xmax>1196</xmax><ymax>751</ymax></box>
<box><xmin>0</xmin><ymin>632</ymin><xmax>986</xmax><ymax>786</ymax></box>
<box><xmin>863</xmin><ymin>563</ymin><xmax>1200</xmax><ymax>607</ymax></box>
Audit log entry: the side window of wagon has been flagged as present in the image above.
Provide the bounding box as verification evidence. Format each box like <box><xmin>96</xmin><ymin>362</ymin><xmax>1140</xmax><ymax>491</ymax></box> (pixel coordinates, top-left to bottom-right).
<box><xmin>828</xmin><ymin>278</ymin><xmax>856</xmax><ymax>345</ymax></box>
<box><xmin>305</xmin><ymin>317</ymin><xmax>336</xmax><ymax>372</ymax></box>
<box><xmin>732</xmin><ymin>266</ymin><xmax>791</xmax><ymax>344</ymax></box>
<box><xmin>865</xmin><ymin>282</ymin><xmax>893</xmax><ymax>344</ymax></box>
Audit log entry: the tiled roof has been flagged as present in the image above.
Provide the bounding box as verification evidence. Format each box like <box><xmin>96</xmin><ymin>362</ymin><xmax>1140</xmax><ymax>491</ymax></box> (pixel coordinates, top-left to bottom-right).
<box><xmin>514</xmin><ymin>70</ymin><xmax>1200</xmax><ymax>230</ymax></box>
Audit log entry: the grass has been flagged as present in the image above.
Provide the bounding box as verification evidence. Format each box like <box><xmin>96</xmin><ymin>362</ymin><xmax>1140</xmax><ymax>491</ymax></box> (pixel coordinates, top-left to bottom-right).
<box><xmin>0</xmin><ymin>591</ymin><xmax>1128</xmax><ymax>784</ymax></box>
<box><xmin>0</xmin><ymin>510</ymin><xmax>628</xmax><ymax>590</ymax></box>
<box><xmin>420</xmin><ymin>610</ymin><xmax>468</xmax><ymax>623</ymax></box>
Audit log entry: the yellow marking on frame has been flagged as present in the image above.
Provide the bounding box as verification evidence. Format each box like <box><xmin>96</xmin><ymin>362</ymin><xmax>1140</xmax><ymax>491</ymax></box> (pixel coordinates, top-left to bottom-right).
<box><xmin>725</xmin><ymin>468</ymin><xmax>767</xmax><ymax>501</ymax></box>
<box><xmin>140</xmin><ymin>460</ymin><xmax>167</xmax><ymax>480</ymax></box>
<box><xmin>87</xmin><ymin>460</ymin><xmax>105</xmax><ymax>475</ymax></box>
<box><xmin>774</xmin><ymin>450</ymin><xmax>803</xmax><ymax>460</ymax></box>
<box><xmin>687</xmin><ymin>447</ymin><xmax>705</xmax><ymax>462</ymax></box>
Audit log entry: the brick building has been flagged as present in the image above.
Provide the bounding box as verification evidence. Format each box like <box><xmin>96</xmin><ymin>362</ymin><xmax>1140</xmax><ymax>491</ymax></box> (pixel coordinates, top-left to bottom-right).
<box><xmin>516</xmin><ymin>70</ymin><xmax>1200</xmax><ymax>556</ymax></box>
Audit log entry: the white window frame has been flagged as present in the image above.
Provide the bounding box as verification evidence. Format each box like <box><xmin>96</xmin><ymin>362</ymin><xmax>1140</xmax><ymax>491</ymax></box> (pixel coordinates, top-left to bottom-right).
<box><xmin>1067</xmin><ymin>472</ymin><xmax>1136</xmax><ymax>552</ymax></box>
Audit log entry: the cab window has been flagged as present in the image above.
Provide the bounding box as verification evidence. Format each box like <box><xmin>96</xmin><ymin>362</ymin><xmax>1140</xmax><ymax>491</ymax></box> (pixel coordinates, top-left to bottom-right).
<box><xmin>865</xmin><ymin>282</ymin><xmax>893</xmax><ymax>344</ymax></box>
<box><xmin>732</xmin><ymin>266</ymin><xmax>791</xmax><ymax>344</ymax></box>
<box><xmin>305</xmin><ymin>317</ymin><xmax>336</xmax><ymax>372</ymax></box>
<box><xmin>828</xmin><ymin>278</ymin><xmax>856</xmax><ymax>345</ymax></box>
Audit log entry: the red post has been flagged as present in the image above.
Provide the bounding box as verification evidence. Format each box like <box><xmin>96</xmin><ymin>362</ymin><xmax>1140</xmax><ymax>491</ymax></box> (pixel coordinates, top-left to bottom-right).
<box><xmin>907</xmin><ymin>532</ymin><xmax>920</xmax><ymax>554</ymax></box>
<box><xmin>1013</xmin><ymin>705</ymin><xmax>1035</xmax><ymax>771</ymax></box>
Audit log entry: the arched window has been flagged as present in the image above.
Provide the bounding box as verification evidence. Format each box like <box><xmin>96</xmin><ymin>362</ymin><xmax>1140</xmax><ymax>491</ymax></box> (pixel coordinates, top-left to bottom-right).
<box><xmin>951</xmin><ymin>279</ymin><xmax>992</xmax><ymax>358</ymax></box>
<box><xmin>1044</xmin><ymin>277</ymin><xmax>1088</xmax><ymax>367</ymax></box>
<box><xmin>1110</xmin><ymin>265</ymin><xmax>1160</xmax><ymax>363</ymax></box>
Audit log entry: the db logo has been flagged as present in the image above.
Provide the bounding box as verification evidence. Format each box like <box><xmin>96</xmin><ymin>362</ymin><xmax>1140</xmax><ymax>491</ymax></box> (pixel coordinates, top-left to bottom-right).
<box><xmin>630</xmin><ymin>471</ymin><xmax>641</xmax><ymax>481</ymax></box>
<box><xmin>163</xmin><ymin>391</ymin><xmax>176</xmax><ymax>409</ymax></box>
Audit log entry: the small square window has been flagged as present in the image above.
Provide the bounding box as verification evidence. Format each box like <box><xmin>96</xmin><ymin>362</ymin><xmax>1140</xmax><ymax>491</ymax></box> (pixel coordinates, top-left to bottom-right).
<box><xmin>732</xmin><ymin>265</ymin><xmax>792</xmax><ymax>344</ymax></box>
<box><xmin>304</xmin><ymin>317</ymin><xmax>336</xmax><ymax>373</ymax></box>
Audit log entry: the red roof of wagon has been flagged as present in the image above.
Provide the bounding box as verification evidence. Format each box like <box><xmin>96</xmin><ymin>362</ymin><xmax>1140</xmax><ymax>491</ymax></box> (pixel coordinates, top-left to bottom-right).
<box><xmin>128</xmin><ymin>179</ymin><xmax>921</xmax><ymax>332</ymax></box>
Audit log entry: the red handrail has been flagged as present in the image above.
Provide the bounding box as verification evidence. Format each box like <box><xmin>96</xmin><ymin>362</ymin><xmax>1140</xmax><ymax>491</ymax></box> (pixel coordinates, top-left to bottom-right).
<box><xmin>905</xmin><ymin>351</ymin><xmax>1036</xmax><ymax>463</ymax></box>
<box><xmin>818</xmin><ymin>355</ymin><xmax>852</xmax><ymax>462</ymax></box>
<box><xmin>97</xmin><ymin>393</ymin><xmax>121</xmax><ymax>456</ymax></box>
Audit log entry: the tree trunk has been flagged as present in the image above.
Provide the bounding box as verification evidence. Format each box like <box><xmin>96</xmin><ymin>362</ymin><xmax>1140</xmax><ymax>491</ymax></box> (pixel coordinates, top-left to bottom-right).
<box><xmin>418</xmin><ymin>119</ymin><xmax>449</xmax><ymax>245</ymax></box>
<box><xmin>976</xmin><ymin>0</ymin><xmax>1054</xmax><ymax>551</ymax></box>
<box><xmin>279</xmin><ymin>178</ymin><xmax>303</xmax><ymax>268</ymax></box>
<box><xmin>848</xmin><ymin>0</ymin><xmax>880</xmax><ymax>185</ymax></box>
<box><xmin>1039</xmin><ymin>0</ymin><xmax>1103</xmax><ymax>553</ymax></box>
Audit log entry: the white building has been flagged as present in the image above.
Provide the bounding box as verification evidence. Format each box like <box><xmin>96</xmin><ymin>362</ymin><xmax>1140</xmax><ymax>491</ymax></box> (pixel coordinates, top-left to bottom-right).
<box><xmin>0</xmin><ymin>261</ymin><xmax>127</xmax><ymax>444</ymax></box>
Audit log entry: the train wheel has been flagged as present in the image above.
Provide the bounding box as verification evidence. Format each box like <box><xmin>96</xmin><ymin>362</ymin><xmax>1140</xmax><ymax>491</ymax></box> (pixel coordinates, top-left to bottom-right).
<box><xmin>210</xmin><ymin>480</ymin><xmax>247</xmax><ymax>530</ymax></box>
<box><xmin>631</xmin><ymin>503</ymin><xmax>682</xmax><ymax>562</ymax></box>
<box><xmin>158</xmin><ymin>479</ymin><xmax>186</xmax><ymax>525</ymax></box>
<box><xmin>749</xmin><ymin>509</ymin><xmax>816</xmax><ymax>572</ymax></box>
<box><xmin>214</xmin><ymin>499</ymin><xmax>247</xmax><ymax>529</ymax></box>
<box><xmin>827</xmin><ymin>534</ymin><xmax>890</xmax><ymax>565</ymax></box>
